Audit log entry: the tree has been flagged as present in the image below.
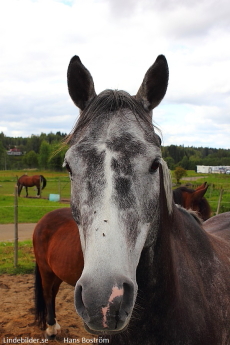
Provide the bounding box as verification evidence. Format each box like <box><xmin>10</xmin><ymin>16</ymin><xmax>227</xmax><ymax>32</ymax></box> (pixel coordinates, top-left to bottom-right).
<box><xmin>174</xmin><ymin>166</ymin><xmax>187</xmax><ymax>185</ymax></box>
<box><xmin>164</xmin><ymin>156</ymin><xmax>175</xmax><ymax>170</ymax></box>
<box><xmin>48</xmin><ymin>149</ymin><xmax>64</xmax><ymax>171</ymax></box>
<box><xmin>0</xmin><ymin>140</ymin><xmax>6</xmax><ymax>170</ymax></box>
<box><xmin>38</xmin><ymin>141</ymin><xmax>50</xmax><ymax>169</ymax></box>
<box><xmin>23</xmin><ymin>150</ymin><xmax>38</xmax><ymax>168</ymax></box>
<box><xmin>179</xmin><ymin>156</ymin><xmax>189</xmax><ymax>169</ymax></box>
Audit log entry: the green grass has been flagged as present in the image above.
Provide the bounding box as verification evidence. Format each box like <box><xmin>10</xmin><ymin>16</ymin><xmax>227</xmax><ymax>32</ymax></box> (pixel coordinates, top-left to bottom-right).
<box><xmin>0</xmin><ymin>195</ymin><xmax>70</xmax><ymax>223</ymax></box>
<box><xmin>0</xmin><ymin>170</ymin><xmax>229</xmax><ymax>275</ymax></box>
<box><xmin>0</xmin><ymin>240</ymin><xmax>35</xmax><ymax>274</ymax></box>
<box><xmin>1</xmin><ymin>169</ymin><xmax>230</xmax><ymax>222</ymax></box>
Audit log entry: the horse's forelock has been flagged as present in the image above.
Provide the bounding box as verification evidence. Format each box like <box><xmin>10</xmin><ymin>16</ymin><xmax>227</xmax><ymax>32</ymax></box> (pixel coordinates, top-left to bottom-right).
<box><xmin>65</xmin><ymin>89</ymin><xmax>159</xmax><ymax>146</ymax></box>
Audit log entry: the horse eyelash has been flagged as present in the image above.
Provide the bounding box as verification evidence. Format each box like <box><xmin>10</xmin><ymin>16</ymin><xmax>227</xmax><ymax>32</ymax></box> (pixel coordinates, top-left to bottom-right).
<box><xmin>64</xmin><ymin>162</ymin><xmax>73</xmax><ymax>180</ymax></box>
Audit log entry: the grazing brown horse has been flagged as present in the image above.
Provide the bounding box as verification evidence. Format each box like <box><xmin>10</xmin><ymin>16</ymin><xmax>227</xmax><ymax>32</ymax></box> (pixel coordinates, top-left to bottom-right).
<box><xmin>33</xmin><ymin>207</ymin><xmax>83</xmax><ymax>337</ymax></box>
<box><xmin>17</xmin><ymin>174</ymin><xmax>46</xmax><ymax>197</ymax></box>
<box><xmin>173</xmin><ymin>182</ymin><xmax>211</xmax><ymax>220</ymax></box>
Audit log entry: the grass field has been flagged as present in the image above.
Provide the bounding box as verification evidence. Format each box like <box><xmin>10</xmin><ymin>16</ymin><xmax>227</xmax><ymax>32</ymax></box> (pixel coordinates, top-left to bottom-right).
<box><xmin>0</xmin><ymin>195</ymin><xmax>69</xmax><ymax>223</ymax></box>
<box><xmin>0</xmin><ymin>170</ymin><xmax>70</xmax><ymax>199</ymax></box>
<box><xmin>0</xmin><ymin>170</ymin><xmax>71</xmax><ymax>223</ymax></box>
<box><xmin>0</xmin><ymin>240</ymin><xmax>34</xmax><ymax>274</ymax></box>
<box><xmin>0</xmin><ymin>169</ymin><xmax>230</xmax><ymax>274</ymax></box>
<box><xmin>0</xmin><ymin>169</ymin><xmax>230</xmax><ymax>222</ymax></box>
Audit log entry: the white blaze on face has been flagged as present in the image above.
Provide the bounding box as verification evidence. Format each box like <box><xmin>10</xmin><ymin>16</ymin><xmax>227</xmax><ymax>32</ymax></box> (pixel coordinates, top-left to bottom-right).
<box><xmin>80</xmin><ymin>145</ymin><xmax>133</xmax><ymax>278</ymax></box>
<box><xmin>102</xmin><ymin>286</ymin><xmax>124</xmax><ymax>328</ymax></box>
<box><xmin>101</xmin><ymin>145</ymin><xmax>114</xmax><ymax>224</ymax></box>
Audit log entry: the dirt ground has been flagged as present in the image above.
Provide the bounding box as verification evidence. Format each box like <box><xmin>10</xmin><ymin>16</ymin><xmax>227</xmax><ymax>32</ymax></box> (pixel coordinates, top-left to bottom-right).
<box><xmin>0</xmin><ymin>274</ymin><xmax>99</xmax><ymax>344</ymax></box>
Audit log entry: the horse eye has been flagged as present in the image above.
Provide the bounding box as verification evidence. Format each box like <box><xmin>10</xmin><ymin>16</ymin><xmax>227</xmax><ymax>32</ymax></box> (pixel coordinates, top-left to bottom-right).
<box><xmin>65</xmin><ymin>163</ymin><xmax>72</xmax><ymax>175</ymax></box>
<box><xmin>149</xmin><ymin>159</ymin><xmax>160</xmax><ymax>174</ymax></box>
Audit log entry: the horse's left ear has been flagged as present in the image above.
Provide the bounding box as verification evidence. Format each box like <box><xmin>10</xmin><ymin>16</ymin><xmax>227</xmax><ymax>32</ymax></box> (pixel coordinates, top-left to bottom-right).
<box><xmin>67</xmin><ymin>56</ymin><xmax>97</xmax><ymax>111</ymax></box>
<box><xmin>192</xmin><ymin>184</ymin><xmax>209</xmax><ymax>201</ymax></box>
<box><xmin>136</xmin><ymin>55</ymin><xmax>169</xmax><ymax>111</ymax></box>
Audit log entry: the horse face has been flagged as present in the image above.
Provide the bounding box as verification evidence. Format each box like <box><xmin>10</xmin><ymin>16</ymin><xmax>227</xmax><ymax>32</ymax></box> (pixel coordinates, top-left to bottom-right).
<box><xmin>64</xmin><ymin>55</ymin><xmax>169</xmax><ymax>334</ymax></box>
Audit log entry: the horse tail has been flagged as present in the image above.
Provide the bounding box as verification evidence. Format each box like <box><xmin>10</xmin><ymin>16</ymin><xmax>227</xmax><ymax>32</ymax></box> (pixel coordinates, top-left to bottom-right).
<box><xmin>34</xmin><ymin>263</ymin><xmax>47</xmax><ymax>329</ymax></box>
<box><xmin>40</xmin><ymin>175</ymin><xmax>47</xmax><ymax>190</ymax></box>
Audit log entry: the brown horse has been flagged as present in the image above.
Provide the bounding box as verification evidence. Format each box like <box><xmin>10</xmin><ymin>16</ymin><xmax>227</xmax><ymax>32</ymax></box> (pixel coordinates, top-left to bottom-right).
<box><xmin>173</xmin><ymin>182</ymin><xmax>211</xmax><ymax>220</ymax></box>
<box><xmin>17</xmin><ymin>174</ymin><xmax>46</xmax><ymax>197</ymax></box>
<box><xmin>33</xmin><ymin>207</ymin><xmax>83</xmax><ymax>337</ymax></box>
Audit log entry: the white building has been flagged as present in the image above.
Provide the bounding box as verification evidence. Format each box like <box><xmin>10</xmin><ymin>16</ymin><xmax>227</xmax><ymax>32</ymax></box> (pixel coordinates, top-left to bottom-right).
<box><xmin>197</xmin><ymin>165</ymin><xmax>230</xmax><ymax>174</ymax></box>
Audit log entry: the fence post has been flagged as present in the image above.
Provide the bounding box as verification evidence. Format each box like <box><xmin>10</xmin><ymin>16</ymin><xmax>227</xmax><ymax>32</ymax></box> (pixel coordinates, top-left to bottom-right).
<box><xmin>14</xmin><ymin>185</ymin><xmax>18</xmax><ymax>267</ymax></box>
<box><xmin>216</xmin><ymin>189</ymin><xmax>224</xmax><ymax>215</ymax></box>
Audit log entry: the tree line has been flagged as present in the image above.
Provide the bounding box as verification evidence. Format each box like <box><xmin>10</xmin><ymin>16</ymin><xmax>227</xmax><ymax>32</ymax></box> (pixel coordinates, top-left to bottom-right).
<box><xmin>162</xmin><ymin>145</ymin><xmax>230</xmax><ymax>170</ymax></box>
<box><xmin>0</xmin><ymin>132</ymin><xmax>230</xmax><ymax>171</ymax></box>
<box><xmin>0</xmin><ymin>131</ymin><xmax>67</xmax><ymax>171</ymax></box>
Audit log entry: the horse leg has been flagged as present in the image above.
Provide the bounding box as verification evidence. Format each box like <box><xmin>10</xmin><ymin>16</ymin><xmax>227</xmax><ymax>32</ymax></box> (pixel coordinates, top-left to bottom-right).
<box><xmin>18</xmin><ymin>184</ymin><xmax>22</xmax><ymax>197</ymax></box>
<box><xmin>35</xmin><ymin>264</ymin><xmax>62</xmax><ymax>338</ymax></box>
<box><xmin>45</xmin><ymin>277</ymin><xmax>62</xmax><ymax>338</ymax></box>
<box><xmin>37</xmin><ymin>185</ymin><xmax>41</xmax><ymax>197</ymax></box>
<box><xmin>25</xmin><ymin>186</ymin><xmax>28</xmax><ymax>197</ymax></box>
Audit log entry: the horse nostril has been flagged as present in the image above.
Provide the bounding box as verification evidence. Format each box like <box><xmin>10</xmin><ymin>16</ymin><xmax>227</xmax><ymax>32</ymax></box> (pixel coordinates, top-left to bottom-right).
<box><xmin>75</xmin><ymin>284</ymin><xmax>84</xmax><ymax>315</ymax></box>
<box><xmin>122</xmin><ymin>281</ymin><xmax>134</xmax><ymax>311</ymax></box>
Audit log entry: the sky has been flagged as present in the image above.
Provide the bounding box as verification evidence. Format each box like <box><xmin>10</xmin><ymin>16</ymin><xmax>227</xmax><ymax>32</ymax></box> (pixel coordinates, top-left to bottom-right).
<box><xmin>0</xmin><ymin>0</ymin><xmax>230</xmax><ymax>149</ymax></box>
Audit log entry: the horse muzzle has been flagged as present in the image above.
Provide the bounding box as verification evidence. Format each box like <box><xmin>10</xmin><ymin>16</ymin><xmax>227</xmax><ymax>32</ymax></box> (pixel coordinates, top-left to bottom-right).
<box><xmin>74</xmin><ymin>275</ymin><xmax>136</xmax><ymax>334</ymax></box>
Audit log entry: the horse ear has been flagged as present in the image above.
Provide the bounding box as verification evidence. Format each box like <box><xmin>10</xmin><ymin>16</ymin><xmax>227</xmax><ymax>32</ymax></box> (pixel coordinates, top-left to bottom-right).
<box><xmin>67</xmin><ymin>56</ymin><xmax>97</xmax><ymax>111</ymax></box>
<box><xmin>192</xmin><ymin>184</ymin><xmax>209</xmax><ymax>201</ymax></box>
<box><xmin>136</xmin><ymin>55</ymin><xmax>169</xmax><ymax>111</ymax></box>
<box><xmin>195</xmin><ymin>182</ymin><xmax>207</xmax><ymax>192</ymax></box>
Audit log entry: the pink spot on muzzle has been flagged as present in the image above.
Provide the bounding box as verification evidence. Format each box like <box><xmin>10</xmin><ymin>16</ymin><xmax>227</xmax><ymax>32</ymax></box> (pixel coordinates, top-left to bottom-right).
<box><xmin>101</xmin><ymin>286</ymin><xmax>124</xmax><ymax>328</ymax></box>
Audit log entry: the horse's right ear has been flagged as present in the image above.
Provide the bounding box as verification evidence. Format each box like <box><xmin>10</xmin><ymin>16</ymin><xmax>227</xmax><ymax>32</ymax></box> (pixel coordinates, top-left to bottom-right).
<box><xmin>136</xmin><ymin>55</ymin><xmax>169</xmax><ymax>111</ymax></box>
<box><xmin>67</xmin><ymin>56</ymin><xmax>96</xmax><ymax>111</ymax></box>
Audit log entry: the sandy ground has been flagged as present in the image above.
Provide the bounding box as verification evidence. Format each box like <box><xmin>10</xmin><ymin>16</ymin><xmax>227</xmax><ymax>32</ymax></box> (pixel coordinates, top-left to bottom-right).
<box><xmin>0</xmin><ymin>274</ymin><xmax>99</xmax><ymax>344</ymax></box>
<box><xmin>0</xmin><ymin>226</ymin><xmax>100</xmax><ymax>344</ymax></box>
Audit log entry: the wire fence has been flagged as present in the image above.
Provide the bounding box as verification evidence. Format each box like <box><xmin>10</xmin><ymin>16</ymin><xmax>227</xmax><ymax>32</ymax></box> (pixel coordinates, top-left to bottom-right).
<box><xmin>0</xmin><ymin>181</ymin><xmax>230</xmax><ymax>267</ymax></box>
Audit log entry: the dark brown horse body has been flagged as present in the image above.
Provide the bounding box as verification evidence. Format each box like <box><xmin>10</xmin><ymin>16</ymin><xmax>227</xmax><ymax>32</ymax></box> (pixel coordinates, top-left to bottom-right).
<box><xmin>33</xmin><ymin>208</ymin><xmax>83</xmax><ymax>336</ymax></box>
<box><xmin>17</xmin><ymin>174</ymin><xmax>46</xmax><ymax>197</ymax></box>
<box><xmin>204</xmin><ymin>211</ymin><xmax>230</xmax><ymax>241</ymax></box>
<box><xmin>173</xmin><ymin>182</ymin><xmax>211</xmax><ymax>220</ymax></box>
